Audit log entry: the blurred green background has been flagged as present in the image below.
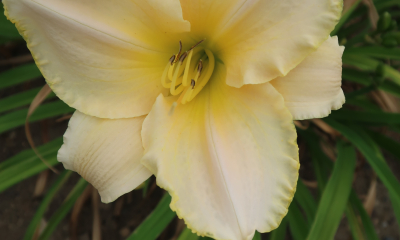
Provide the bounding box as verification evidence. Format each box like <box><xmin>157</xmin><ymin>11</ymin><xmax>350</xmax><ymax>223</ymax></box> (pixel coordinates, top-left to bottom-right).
<box><xmin>1</xmin><ymin>0</ymin><xmax>400</xmax><ymax>239</ymax></box>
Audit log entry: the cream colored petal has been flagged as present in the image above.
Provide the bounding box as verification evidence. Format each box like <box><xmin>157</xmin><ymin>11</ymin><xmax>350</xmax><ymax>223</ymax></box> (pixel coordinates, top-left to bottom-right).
<box><xmin>141</xmin><ymin>64</ymin><xmax>299</xmax><ymax>240</ymax></box>
<box><xmin>270</xmin><ymin>36</ymin><xmax>345</xmax><ymax>120</ymax></box>
<box><xmin>180</xmin><ymin>0</ymin><xmax>342</xmax><ymax>87</ymax></box>
<box><xmin>58</xmin><ymin>111</ymin><xmax>152</xmax><ymax>203</ymax></box>
<box><xmin>4</xmin><ymin>0</ymin><xmax>189</xmax><ymax>119</ymax></box>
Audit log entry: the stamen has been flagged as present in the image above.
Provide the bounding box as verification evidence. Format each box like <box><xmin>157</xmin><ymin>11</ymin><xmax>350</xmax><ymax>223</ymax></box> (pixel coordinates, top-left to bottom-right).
<box><xmin>186</xmin><ymin>49</ymin><xmax>215</xmax><ymax>102</ymax></box>
<box><xmin>170</xmin><ymin>60</ymin><xmax>184</xmax><ymax>95</ymax></box>
<box><xmin>179</xmin><ymin>52</ymin><xmax>188</xmax><ymax>64</ymax></box>
<box><xmin>197</xmin><ymin>60</ymin><xmax>203</xmax><ymax>74</ymax></box>
<box><xmin>161</xmin><ymin>40</ymin><xmax>215</xmax><ymax>106</ymax></box>
<box><xmin>182</xmin><ymin>50</ymin><xmax>194</xmax><ymax>87</ymax></box>
<box><xmin>174</xmin><ymin>41</ymin><xmax>183</xmax><ymax>63</ymax></box>
<box><xmin>169</xmin><ymin>55</ymin><xmax>175</xmax><ymax>65</ymax></box>
<box><xmin>161</xmin><ymin>61</ymin><xmax>172</xmax><ymax>88</ymax></box>
<box><xmin>190</xmin><ymin>39</ymin><xmax>205</xmax><ymax>51</ymax></box>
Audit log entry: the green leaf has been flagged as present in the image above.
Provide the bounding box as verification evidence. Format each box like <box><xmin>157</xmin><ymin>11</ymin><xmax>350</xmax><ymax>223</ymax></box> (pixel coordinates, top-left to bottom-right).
<box><xmin>0</xmin><ymin>100</ymin><xmax>73</xmax><ymax>134</ymax></box>
<box><xmin>347</xmin><ymin>190</ymin><xmax>379</xmax><ymax>240</ymax></box>
<box><xmin>298</xmin><ymin>130</ymin><xmax>333</xmax><ymax>195</ymax></box>
<box><xmin>0</xmin><ymin>137</ymin><xmax>63</xmax><ymax>193</ymax></box>
<box><xmin>269</xmin><ymin>217</ymin><xmax>287</xmax><ymax>240</ymax></box>
<box><xmin>343</xmin><ymin>53</ymin><xmax>400</xmax><ymax>86</ymax></box>
<box><xmin>345</xmin><ymin>46</ymin><xmax>400</xmax><ymax>60</ymax></box>
<box><xmin>365</xmin><ymin>130</ymin><xmax>400</xmax><ymax>162</ymax></box>
<box><xmin>306</xmin><ymin>141</ymin><xmax>356</xmax><ymax>240</ymax></box>
<box><xmin>343</xmin><ymin>68</ymin><xmax>400</xmax><ymax>98</ymax></box>
<box><xmin>38</xmin><ymin>178</ymin><xmax>88</xmax><ymax>240</ymax></box>
<box><xmin>346</xmin><ymin>203</ymin><xmax>366</xmax><ymax>240</ymax></box>
<box><xmin>0</xmin><ymin>87</ymin><xmax>56</xmax><ymax>114</ymax></box>
<box><xmin>346</xmin><ymin>98</ymin><xmax>382</xmax><ymax>112</ymax></box>
<box><xmin>0</xmin><ymin>137</ymin><xmax>61</xmax><ymax>171</ymax></box>
<box><xmin>331</xmin><ymin>0</ymin><xmax>362</xmax><ymax>35</ymax></box>
<box><xmin>287</xmin><ymin>202</ymin><xmax>308</xmax><ymax>240</ymax></box>
<box><xmin>126</xmin><ymin>194</ymin><xmax>176</xmax><ymax>240</ymax></box>
<box><xmin>293</xmin><ymin>179</ymin><xmax>317</xmax><ymax>226</ymax></box>
<box><xmin>24</xmin><ymin>170</ymin><xmax>72</xmax><ymax>240</ymax></box>
<box><xmin>324</xmin><ymin>119</ymin><xmax>400</xmax><ymax>205</ymax></box>
<box><xmin>177</xmin><ymin>228</ymin><xmax>199</xmax><ymax>240</ymax></box>
<box><xmin>0</xmin><ymin>64</ymin><xmax>42</xmax><ymax>90</ymax></box>
<box><xmin>328</xmin><ymin>109</ymin><xmax>400</xmax><ymax>125</ymax></box>
<box><xmin>252</xmin><ymin>232</ymin><xmax>261</xmax><ymax>240</ymax></box>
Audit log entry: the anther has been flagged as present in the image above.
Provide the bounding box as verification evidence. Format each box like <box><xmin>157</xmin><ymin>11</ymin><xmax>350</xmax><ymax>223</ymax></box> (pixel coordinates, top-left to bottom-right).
<box><xmin>190</xmin><ymin>39</ymin><xmax>205</xmax><ymax>50</ymax></box>
<box><xmin>169</xmin><ymin>55</ymin><xmax>175</xmax><ymax>65</ymax></box>
<box><xmin>191</xmin><ymin>79</ymin><xmax>196</xmax><ymax>89</ymax></box>
<box><xmin>197</xmin><ymin>60</ymin><xmax>203</xmax><ymax>74</ymax></box>
<box><xmin>174</xmin><ymin>40</ymin><xmax>183</xmax><ymax>63</ymax></box>
<box><xmin>179</xmin><ymin>52</ymin><xmax>188</xmax><ymax>64</ymax></box>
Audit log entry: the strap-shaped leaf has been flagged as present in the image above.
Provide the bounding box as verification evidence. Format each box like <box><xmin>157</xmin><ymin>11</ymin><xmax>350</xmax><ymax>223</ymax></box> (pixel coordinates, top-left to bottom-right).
<box><xmin>347</xmin><ymin>190</ymin><xmax>379</xmax><ymax>240</ymax></box>
<box><xmin>126</xmin><ymin>194</ymin><xmax>176</xmax><ymax>240</ymax></box>
<box><xmin>0</xmin><ymin>100</ymin><xmax>73</xmax><ymax>134</ymax></box>
<box><xmin>269</xmin><ymin>217</ymin><xmax>288</xmax><ymax>240</ymax></box>
<box><xmin>343</xmin><ymin>53</ymin><xmax>400</xmax><ymax>86</ymax></box>
<box><xmin>0</xmin><ymin>137</ymin><xmax>62</xmax><ymax>193</ymax></box>
<box><xmin>329</xmin><ymin>109</ymin><xmax>400</xmax><ymax>125</ymax></box>
<box><xmin>38</xmin><ymin>178</ymin><xmax>88</xmax><ymax>240</ymax></box>
<box><xmin>0</xmin><ymin>64</ymin><xmax>41</xmax><ymax>89</ymax></box>
<box><xmin>24</xmin><ymin>170</ymin><xmax>72</xmax><ymax>240</ymax></box>
<box><xmin>293</xmin><ymin>180</ymin><xmax>317</xmax><ymax>226</ymax></box>
<box><xmin>324</xmin><ymin>119</ymin><xmax>400</xmax><ymax>204</ymax></box>
<box><xmin>0</xmin><ymin>87</ymin><xmax>55</xmax><ymax>114</ymax></box>
<box><xmin>306</xmin><ymin>141</ymin><xmax>356</xmax><ymax>240</ymax></box>
<box><xmin>287</xmin><ymin>202</ymin><xmax>308</xmax><ymax>240</ymax></box>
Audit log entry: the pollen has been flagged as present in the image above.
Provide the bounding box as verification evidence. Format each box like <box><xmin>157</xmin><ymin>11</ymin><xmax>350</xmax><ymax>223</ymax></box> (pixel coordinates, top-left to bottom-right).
<box><xmin>161</xmin><ymin>40</ymin><xmax>215</xmax><ymax>105</ymax></box>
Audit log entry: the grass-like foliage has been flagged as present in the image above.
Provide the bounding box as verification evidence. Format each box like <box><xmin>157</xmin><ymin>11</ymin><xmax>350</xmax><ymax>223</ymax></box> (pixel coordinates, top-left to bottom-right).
<box><xmin>1</xmin><ymin>0</ymin><xmax>400</xmax><ymax>239</ymax></box>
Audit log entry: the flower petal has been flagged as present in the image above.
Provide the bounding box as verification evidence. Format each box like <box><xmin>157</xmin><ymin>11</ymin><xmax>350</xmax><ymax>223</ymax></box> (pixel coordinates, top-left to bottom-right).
<box><xmin>270</xmin><ymin>36</ymin><xmax>345</xmax><ymax>120</ymax></box>
<box><xmin>180</xmin><ymin>0</ymin><xmax>342</xmax><ymax>87</ymax></box>
<box><xmin>4</xmin><ymin>0</ymin><xmax>189</xmax><ymax>119</ymax></box>
<box><xmin>141</xmin><ymin>64</ymin><xmax>299</xmax><ymax>240</ymax></box>
<box><xmin>58</xmin><ymin>111</ymin><xmax>151</xmax><ymax>203</ymax></box>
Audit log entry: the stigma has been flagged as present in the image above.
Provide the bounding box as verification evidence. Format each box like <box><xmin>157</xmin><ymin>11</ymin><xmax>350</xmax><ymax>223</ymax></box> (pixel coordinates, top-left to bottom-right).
<box><xmin>161</xmin><ymin>40</ymin><xmax>215</xmax><ymax>105</ymax></box>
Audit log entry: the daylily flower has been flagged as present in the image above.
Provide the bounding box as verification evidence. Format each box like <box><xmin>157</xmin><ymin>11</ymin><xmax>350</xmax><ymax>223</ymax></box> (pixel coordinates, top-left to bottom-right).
<box><xmin>4</xmin><ymin>0</ymin><xmax>345</xmax><ymax>239</ymax></box>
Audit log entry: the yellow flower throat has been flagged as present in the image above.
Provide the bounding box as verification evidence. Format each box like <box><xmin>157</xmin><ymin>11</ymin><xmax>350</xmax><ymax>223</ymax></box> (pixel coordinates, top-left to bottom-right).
<box><xmin>161</xmin><ymin>40</ymin><xmax>215</xmax><ymax>104</ymax></box>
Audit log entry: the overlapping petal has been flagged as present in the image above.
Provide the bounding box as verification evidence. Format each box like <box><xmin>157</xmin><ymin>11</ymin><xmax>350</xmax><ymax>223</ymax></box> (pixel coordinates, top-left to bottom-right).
<box><xmin>180</xmin><ymin>0</ymin><xmax>342</xmax><ymax>87</ymax></box>
<box><xmin>4</xmin><ymin>0</ymin><xmax>190</xmax><ymax>119</ymax></box>
<box><xmin>58</xmin><ymin>111</ymin><xmax>151</xmax><ymax>203</ymax></box>
<box><xmin>270</xmin><ymin>36</ymin><xmax>345</xmax><ymax>120</ymax></box>
<box><xmin>141</xmin><ymin>63</ymin><xmax>299</xmax><ymax>240</ymax></box>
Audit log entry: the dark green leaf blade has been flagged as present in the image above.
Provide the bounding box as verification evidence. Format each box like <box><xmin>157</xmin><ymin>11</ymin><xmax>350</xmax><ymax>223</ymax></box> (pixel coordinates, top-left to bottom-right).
<box><xmin>24</xmin><ymin>170</ymin><xmax>72</xmax><ymax>240</ymax></box>
<box><xmin>324</xmin><ymin>119</ymin><xmax>400</xmax><ymax>204</ymax></box>
<box><xmin>0</xmin><ymin>87</ymin><xmax>56</xmax><ymax>114</ymax></box>
<box><xmin>269</xmin><ymin>217</ymin><xmax>287</xmax><ymax>240</ymax></box>
<box><xmin>0</xmin><ymin>100</ymin><xmax>73</xmax><ymax>134</ymax></box>
<box><xmin>126</xmin><ymin>194</ymin><xmax>176</xmax><ymax>240</ymax></box>
<box><xmin>38</xmin><ymin>178</ymin><xmax>88</xmax><ymax>240</ymax></box>
<box><xmin>306</xmin><ymin>141</ymin><xmax>356</xmax><ymax>240</ymax></box>
<box><xmin>0</xmin><ymin>64</ymin><xmax>42</xmax><ymax>90</ymax></box>
<box><xmin>0</xmin><ymin>137</ymin><xmax>63</xmax><ymax>193</ymax></box>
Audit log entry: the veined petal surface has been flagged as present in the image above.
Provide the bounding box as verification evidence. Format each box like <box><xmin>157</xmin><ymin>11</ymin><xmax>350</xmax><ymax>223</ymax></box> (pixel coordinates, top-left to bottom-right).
<box><xmin>141</xmin><ymin>64</ymin><xmax>299</xmax><ymax>240</ymax></box>
<box><xmin>271</xmin><ymin>36</ymin><xmax>345</xmax><ymax>120</ymax></box>
<box><xmin>4</xmin><ymin>0</ymin><xmax>190</xmax><ymax>119</ymax></box>
<box><xmin>58</xmin><ymin>111</ymin><xmax>152</xmax><ymax>203</ymax></box>
<box><xmin>180</xmin><ymin>0</ymin><xmax>342</xmax><ymax>87</ymax></box>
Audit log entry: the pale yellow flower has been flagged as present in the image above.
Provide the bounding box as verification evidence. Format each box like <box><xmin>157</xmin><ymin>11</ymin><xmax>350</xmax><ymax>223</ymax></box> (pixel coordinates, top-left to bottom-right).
<box><xmin>4</xmin><ymin>0</ymin><xmax>345</xmax><ymax>239</ymax></box>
